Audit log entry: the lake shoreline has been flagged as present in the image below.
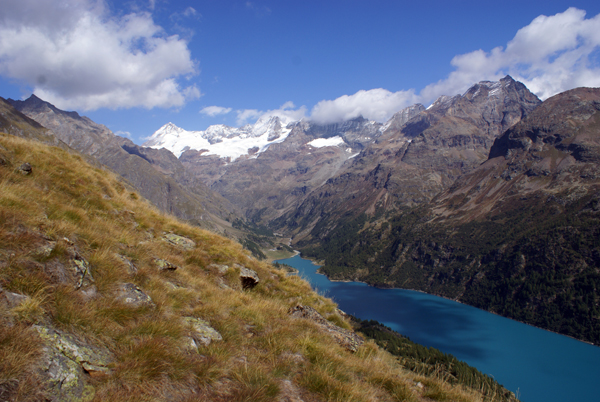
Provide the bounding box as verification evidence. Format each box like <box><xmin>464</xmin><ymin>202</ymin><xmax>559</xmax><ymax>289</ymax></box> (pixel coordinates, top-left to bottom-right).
<box><xmin>278</xmin><ymin>253</ymin><xmax>598</xmax><ymax>348</ymax></box>
<box><xmin>275</xmin><ymin>254</ymin><xmax>600</xmax><ymax>402</ymax></box>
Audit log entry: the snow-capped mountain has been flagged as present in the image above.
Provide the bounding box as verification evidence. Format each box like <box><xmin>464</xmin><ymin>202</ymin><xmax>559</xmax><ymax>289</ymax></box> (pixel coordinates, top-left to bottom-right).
<box><xmin>143</xmin><ymin>115</ymin><xmax>295</xmax><ymax>160</ymax></box>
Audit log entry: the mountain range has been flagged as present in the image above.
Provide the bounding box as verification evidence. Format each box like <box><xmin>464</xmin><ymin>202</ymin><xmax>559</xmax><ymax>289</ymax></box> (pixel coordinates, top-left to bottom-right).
<box><xmin>6</xmin><ymin>75</ymin><xmax>600</xmax><ymax>345</ymax></box>
<box><xmin>0</xmin><ymin>86</ymin><xmax>517</xmax><ymax>402</ymax></box>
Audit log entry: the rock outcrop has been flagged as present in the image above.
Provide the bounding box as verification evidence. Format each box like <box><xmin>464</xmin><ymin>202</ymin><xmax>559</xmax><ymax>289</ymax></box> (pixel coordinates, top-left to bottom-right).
<box><xmin>116</xmin><ymin>283</ymin><xmax>155</xmax><ymax>308</ymax></box>
<box><xmin>36</xmin><ymin>326</ymin><xmax>112</xmax><ymax>402</ymax></box>
<box><xmin>183</xmin><ymin>317</ymin><xmax>223</xmax><ymax>349</ymax></box>
<box><xmin>289</xmin><ymin>305</ymin><xmax>364</xmax><ymax>352</ymax></box>
<box><xmin>238</xmin><ymin>265</ymin><xmax>260</xmax><ymax>289</ymax></box>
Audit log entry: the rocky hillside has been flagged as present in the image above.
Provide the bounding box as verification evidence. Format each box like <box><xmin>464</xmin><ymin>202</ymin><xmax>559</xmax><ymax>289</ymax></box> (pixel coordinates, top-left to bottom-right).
<box><xmin>0</xmin><ymin>116</ymin><xmax>515</xmax><ymax>401</ymax></box>
<box><xmin>307</xmin><ymin>87</ymin><xmax>600</xmax><ymax>345</ymax></box>
<box><xmin>276</xmin><ymin>76</ymin><xmax>541</xmax><ymax>245</ymax></box>
<box><xmin>7</xmin><ymin>96</ymin><xmax>240</xmax><ymax>232</ymax></box>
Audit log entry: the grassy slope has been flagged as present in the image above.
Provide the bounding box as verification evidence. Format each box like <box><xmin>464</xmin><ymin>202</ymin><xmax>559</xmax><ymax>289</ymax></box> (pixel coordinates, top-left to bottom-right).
<box><xmin>0</xmin><ymin>133</ymin><xmax>505</xmax><ymax>401</ymax></box>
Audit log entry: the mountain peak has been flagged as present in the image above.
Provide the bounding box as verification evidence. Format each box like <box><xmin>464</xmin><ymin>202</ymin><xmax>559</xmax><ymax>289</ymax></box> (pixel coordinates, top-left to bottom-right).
<box><xmin>144</xmin><ymin>116</ymin><xmax>296</xmax><ymax>160</ymax></box>
<box><xmin>9</xmin><ymin>94</ymin><xmax>83</xmax><ymax>120</ymax></box>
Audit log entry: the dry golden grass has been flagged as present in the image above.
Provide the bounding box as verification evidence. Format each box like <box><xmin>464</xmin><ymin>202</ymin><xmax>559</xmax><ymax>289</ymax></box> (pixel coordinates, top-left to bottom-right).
<box><xmin>0</xmin><ymin>132</ymin><xmax>501</xmax><ymax>402</ymax></box>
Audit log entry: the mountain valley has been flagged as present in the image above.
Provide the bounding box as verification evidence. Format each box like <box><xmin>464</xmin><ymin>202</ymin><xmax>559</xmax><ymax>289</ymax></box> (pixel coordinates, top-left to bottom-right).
<box><xmin>0</xmin><ymin>92</ymin><xmax>517</xmax><ymax>401</ymax></box>
<box><xmin>5</xmin><ymin>76</ymin><xmax>600</xmax><ymax>346</ymax></box>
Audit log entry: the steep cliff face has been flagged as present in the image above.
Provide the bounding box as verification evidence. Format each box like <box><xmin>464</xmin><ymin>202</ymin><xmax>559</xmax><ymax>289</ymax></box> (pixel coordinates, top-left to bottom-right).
<box><xmin>277</xmin><ymin>76</ymin><xmax>541</xmax><ymax>246</ymax></box>
<box><xmin>7</xmin><ymin>96</ymin><xmax>239</xmax><ymax>230</ymax></box>
<box><xmin>311</xmin><ymin>87</ymin><xmax>600</xmax><ymax>345</ymax></box>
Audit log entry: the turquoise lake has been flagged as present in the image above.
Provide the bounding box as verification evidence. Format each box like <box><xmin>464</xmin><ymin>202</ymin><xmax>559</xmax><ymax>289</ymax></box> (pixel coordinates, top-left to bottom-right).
<box><xmin>276</xmin><ymin>255</ymin><xmax>600</xmax><ymax>402</ymax></box>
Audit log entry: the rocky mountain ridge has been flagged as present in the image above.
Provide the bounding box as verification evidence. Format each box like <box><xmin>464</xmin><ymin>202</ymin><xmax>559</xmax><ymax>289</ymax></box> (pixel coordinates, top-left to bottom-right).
<box><xmin>276</xmin><ymin>76</ymin><xmax>542</xmax><ymax>244</ymax></box>
<box><xmin>7</xmin><ymin>76</ymin><xmax>599</xmax><ymax>345</ymax></box>
<box><xmin>139</xmin><ymin>76</ymin><xmax>538</xmax><ymax>231</ymax></box>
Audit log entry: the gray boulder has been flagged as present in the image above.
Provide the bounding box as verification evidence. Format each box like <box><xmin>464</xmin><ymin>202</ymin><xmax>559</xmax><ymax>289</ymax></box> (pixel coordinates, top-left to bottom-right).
<box><xmin>35</xmin><ymin>326</ymin><xmax>112</xmax><ymax>401</ymax></box>
<box><xmin>154</xmin><ymin>258</ymin><xmax>179</xmax><ymax>271</ymax></box>
<box><xmin>182</xmin><ymin>317</ymin><xmax>222</xmax><ymax>350</ymax></box>
<box><xmin>115</xmin><ymin>283</ymin><xmax>154</xmax><ymax>308</ymax></box>
<box><xmin>237</xmin><ymin>264</ymin><xmax>260</xmax><ymax>289</ymax></box>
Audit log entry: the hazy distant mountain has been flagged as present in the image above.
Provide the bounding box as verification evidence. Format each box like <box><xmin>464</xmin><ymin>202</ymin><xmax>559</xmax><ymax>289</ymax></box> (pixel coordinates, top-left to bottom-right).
<box><xmin>148</xmin><ymin>114</ymin><xmax>388</xmax><ymax>223</ymax></box>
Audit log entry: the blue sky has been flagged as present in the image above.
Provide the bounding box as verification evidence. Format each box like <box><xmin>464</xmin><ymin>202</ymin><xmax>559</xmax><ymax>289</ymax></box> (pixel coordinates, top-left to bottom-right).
<box><xmin>1</xmin><ymin>1</ymin><xmax>600</xmax><ymax>144</ymax></box>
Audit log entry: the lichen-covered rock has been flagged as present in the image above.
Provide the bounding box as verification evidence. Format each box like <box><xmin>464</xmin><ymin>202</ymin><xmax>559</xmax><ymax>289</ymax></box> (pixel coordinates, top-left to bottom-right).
<box><xmin>289</xmin><ymin>305</ymin><xmax>364</xmax><ymax>352</ymax></box>
<box><xmin>163</xmin><ymin>233</ymin><xmax>196</xmax><ymax>250</ymax></box>
<box><xmin>72</xmin><ymin>255</ymin><xmax>94</xmax><ymax>290</ymax></box>
<box><xmin>115</xmin><ymin>254</ymin><xmax>138</xmax><ymax>275</ymax></box>
<box><xmin>35</xmin><ymin>325</ymin><xmax>112</xmax><ymax>401</ymax></box>
<box><xmin>183</xmin><ymin>317</ymin><xmax>222</xmax><ymax>347</ymax></box>
<box><xmin>209</xmin><ymin>263</ymin><xmax>230</xmax><ymax>274</ymax></box>
<box><xmin>35</xmin><ymin>241</ymin><xmax>56</xmax><ymax>258</ymax></box>
<box><xmin>116</xmin><ymin>283</ymin><xmax>155</xmax><ymax>308</ymax></box>
<box><xmin>154</xmin><ymin>258</ymin><xmax>179</xmax><ymax>271</ymax></box>
<box><xmin>237</xmin><ymin>264</ymin><xmax>260</xmax><ymax>289</ymax></box>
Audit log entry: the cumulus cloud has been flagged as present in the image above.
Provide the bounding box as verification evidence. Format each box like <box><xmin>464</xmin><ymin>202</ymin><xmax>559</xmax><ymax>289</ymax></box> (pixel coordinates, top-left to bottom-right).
<box><xmin>236</xmin><ymin>109</ymin><xmax>263</xmax><ymax>126</ymax></box>
<box><xmin>200</xmin><ymin>106</ymin><xmax>232</xmax><ymax>117</ymax></box>
<box><xmin>0</xmin><ymin>0</ymin><xmax>200</xmax><ymax>110</ymax></box>
<box><xmin>237</xmin><ymin>101</ymin><xmax>307</xmax><ymax>126</ymax></box>
<box><xmin>309</xmin><ymin>8</ymin><xmax>600</xmax><ymax>124</ymax></box>
<box><xmin>310</xmin><ymin>88</ymin><xmax>418</xmax><ymax>125</ymax></box>
<box><xmin>421</xmin><ymin>7</ymin><xmax>600</xmax><ymax>103</ymax></box>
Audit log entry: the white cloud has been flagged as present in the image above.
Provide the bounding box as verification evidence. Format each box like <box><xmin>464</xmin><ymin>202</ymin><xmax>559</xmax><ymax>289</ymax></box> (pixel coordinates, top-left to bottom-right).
<box><xmin>310</xmin><ymin>88</ymin><xmax>418</xmax><ymax>125</ymax></box>
<box><xmin>115</xmin><ymin>130</ymin><xmax>132</xmax><ymax>138</ymax></box>
<box><xmin>236</xmin><ymin>109</ymin><xmax>263</xmax><ymax>126</ymax></box>
<box><xmin>260</xmin><ymin>101</ymin><xmax>307</xmax><ymax>124</ymax></box>
<box><xmin>200</xmin><ymin>106</ymin><xmax>233</xmax><ymax>117</ymax></box>
<box><xmin>183</xmin><ymin>7</ymin><xmax>197</xmax><ymax>17</ymax></box>
<box><xmin>237</xmin><ymin>101</ymin><xmax>307</xmax><ymax>126</ymax></box>
<box><xmin>0</xmin><ymin>0</ymin><xmax>200</xmax><ymax>111</ymax></box>
<box><xmin>420</xmin><ymin>7</ymin><xmax>600</xmax><ymax>103</ymax></box>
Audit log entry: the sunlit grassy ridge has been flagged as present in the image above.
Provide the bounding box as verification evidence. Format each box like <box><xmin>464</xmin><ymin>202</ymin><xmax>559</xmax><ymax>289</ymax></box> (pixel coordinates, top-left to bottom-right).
<box><xmin>0</xmin><ymin>132</ymin><xmax>506</xmax><ymax>401</ymax></box>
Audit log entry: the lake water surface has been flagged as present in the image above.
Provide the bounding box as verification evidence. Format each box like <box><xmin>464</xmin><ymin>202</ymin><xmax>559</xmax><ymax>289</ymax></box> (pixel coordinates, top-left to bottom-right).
<box><xmin>276</xmin><ymin>255</ymin><xmax>600</xmax><ymax>402</ymax></box>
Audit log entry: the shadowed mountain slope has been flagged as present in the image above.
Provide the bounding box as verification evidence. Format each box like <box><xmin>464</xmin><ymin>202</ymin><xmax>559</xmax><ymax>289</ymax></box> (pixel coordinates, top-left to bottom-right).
<box><xmin>277</xmin><ymin>76</ymin><xmax>541</xmax><ymax>247</ymax></box>
<box><xmin>309</xmin><ymin>87</ymin><xmax>600</xmax><ymax>344</ymax></box>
